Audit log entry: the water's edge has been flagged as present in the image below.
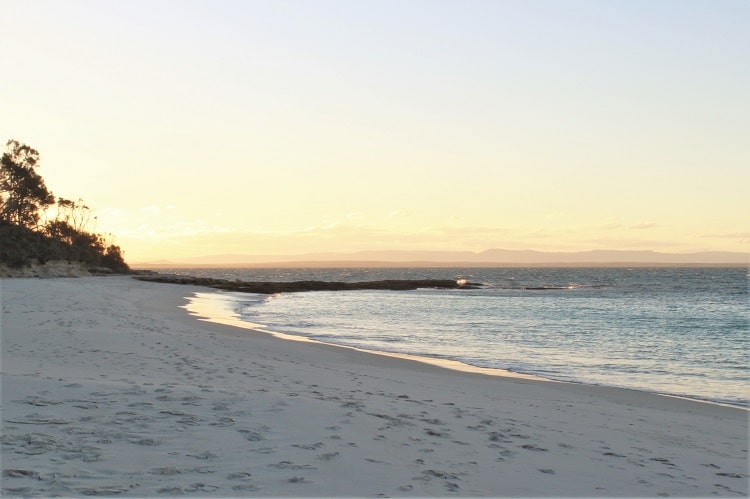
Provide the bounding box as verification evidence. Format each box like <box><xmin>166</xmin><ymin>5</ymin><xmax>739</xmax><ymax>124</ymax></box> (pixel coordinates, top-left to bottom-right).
<box><xmin>182</xmin><ymin>288</ymin><xmax>748</xmax><ymax>410</ymax></box>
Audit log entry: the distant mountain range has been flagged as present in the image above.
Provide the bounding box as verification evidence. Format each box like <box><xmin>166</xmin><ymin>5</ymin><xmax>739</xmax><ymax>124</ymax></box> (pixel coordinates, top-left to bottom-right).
<box><xmin>136</xmin><ymin>249</ymin><xmax>749</xmax><ymax>267</ymax></box>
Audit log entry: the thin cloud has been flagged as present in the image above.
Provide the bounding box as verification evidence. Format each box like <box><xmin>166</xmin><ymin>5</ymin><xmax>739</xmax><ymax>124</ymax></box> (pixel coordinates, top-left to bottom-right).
<box><xmin>700</xmin><ymin>232</ymin><xmax>750</xmax><ymax>243</ymax></box>
<box><xmin>629</xmin><ymin>222</ymin><xmax>656</xmax><ymax>230</ymax></box>
<box><xmin>599</xmin><ymin>220</ymin><xmax>623</xmax><ymax>230</ymax></box>
<box><xmin>140</xmin><ymin>205</ymin><xmax>176</xmax><ymax>216</ymax></box>
<box><xmin>388</xmin><ymin>210</ymin><xmax>407</xmax><ymax>218</ymax></box>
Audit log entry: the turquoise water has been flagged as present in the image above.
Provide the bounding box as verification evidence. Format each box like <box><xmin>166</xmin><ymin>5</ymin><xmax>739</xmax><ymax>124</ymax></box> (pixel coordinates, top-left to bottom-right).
<box><xmin>173</xmin><ymin>267</ymin><xmax>749</xmax><ymax>407</ymax></box>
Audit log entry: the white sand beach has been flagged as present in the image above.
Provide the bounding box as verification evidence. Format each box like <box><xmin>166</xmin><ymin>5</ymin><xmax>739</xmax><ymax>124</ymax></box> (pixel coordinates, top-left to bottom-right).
<box><xmin>1</xmin><ymin>276</ymin><xmax>747</xmax><ymax>497</ymax></box>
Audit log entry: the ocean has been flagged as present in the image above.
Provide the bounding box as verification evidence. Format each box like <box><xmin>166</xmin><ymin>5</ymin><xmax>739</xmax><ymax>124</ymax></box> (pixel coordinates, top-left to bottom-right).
<box><xmin>166</xmin><ymin>266</ymin><xmax>748</xmax><ymax>408</ymax></box>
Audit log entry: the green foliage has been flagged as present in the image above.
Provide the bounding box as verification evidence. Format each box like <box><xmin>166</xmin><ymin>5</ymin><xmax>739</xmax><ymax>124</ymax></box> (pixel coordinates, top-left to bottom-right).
<box><xmin>0</xmin><ymin>140</ymin><xmax>129</xmax><ymax>272</ymax></box>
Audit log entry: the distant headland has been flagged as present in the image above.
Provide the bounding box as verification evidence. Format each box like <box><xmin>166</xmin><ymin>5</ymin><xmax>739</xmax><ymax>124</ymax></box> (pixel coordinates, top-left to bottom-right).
<box><xmin>134</xmin><ymin>249</ymin><xmax>748</xmax><ymax>269</ymax></box>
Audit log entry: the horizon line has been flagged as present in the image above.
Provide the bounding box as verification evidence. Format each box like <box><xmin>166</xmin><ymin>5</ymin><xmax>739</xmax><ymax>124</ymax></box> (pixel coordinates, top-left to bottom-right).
<box><xmin>133</xmin><ymin>261</ymin><xmax>748</xmax><ymax>269</ymax></box>
<box><xmin>131</xmin><ymin>248</ymin><xmax>749</xmax><ymax>268</ymax></box>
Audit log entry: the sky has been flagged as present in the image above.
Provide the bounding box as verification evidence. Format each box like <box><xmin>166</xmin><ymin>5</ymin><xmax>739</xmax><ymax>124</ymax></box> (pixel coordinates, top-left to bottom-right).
<box><xmin>2</xmin><ymin>0</ymin><xmax>748</xmax><ymax>263</ymax></box>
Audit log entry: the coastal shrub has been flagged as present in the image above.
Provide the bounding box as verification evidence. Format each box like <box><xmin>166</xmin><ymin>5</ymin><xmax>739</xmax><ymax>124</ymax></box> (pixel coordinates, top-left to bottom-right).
<box><xmin>0</xmin><ymin>140</ymin><xmax>129</xmax><ymax>272</ymax></box>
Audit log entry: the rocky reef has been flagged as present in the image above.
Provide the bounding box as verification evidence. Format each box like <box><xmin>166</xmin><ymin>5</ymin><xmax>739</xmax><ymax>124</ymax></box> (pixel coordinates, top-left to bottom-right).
<box><xmin>134</xmin><ymin>273</ymin><xmax>481</xmax><ymax>294</ymax></box>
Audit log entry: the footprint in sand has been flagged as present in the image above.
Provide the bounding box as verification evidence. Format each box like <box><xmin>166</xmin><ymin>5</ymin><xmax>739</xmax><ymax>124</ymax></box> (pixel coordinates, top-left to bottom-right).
<box><xmin>210</xmin><ymin>416</ymin><xmax>235</xmax><ymax>427</ymax></box>
<box><xmin>238</xmin><ymin>428</ymin><xmax>267</xmax><ymax>442</ymax></box>
<box><xmin>317</xmin><ymin>451</ymin><xmax>340</xmax><ymax>461</ymax></box>
<box><xmin>520</xmin><ymin>444</ymin><xmax>548</xmax><ymax>452</ymax></box>
<box><xmin>149</xmin><ymin>467</ymin><xmax>182</xmax><ymax>476</ymax></box>
<box><xmin>188</xmin><ymin>450</ymin><xmax>218</xmax><ymax>460</ymax></box>
<box><xmin>287</xmin><ymin>476</ymin><xmax>312</xmax><ymax>483</ymax></box>
<box><xmin>268</xmin><ymin>461</ymin><xmax>317</xmax><ymax>471</ymax></box>
<box><xmin>129</xmin><ymin>438</ymin><xmax>162</xmax><ymax>446</ymax></box>
<box><xmin>227</xmin><ymin>471</ymin><xmax>253</xmax><ymax>480</ymax></box>
<box><xmin>3</xmin><ymin>469</ymin><xmax>41</xmax><ymax>479</ymax></box>
<box><xmin>292</xmin><ymin>442</ymin><xmax>325</xmax><ymax>450</ymax></box>
<box><xmin>232</xmin><ymin>483</ymin><xmax>260</xmax><ymax>491</ymax></box>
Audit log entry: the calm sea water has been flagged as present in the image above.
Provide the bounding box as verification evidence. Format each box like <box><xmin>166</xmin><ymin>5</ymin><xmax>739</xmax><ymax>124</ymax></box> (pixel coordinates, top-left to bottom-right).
<box><xmin>169</xmin><ymin>267</ymin><xmax>749</xmax><ymax>407</ymax></box>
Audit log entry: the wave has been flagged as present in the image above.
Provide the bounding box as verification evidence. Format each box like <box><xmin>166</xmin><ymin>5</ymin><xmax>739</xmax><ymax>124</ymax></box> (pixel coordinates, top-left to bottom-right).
<box><xmin>181</xmin><ymin>267</ymin><xmax>748</xmax><ymax>409</ymax></box>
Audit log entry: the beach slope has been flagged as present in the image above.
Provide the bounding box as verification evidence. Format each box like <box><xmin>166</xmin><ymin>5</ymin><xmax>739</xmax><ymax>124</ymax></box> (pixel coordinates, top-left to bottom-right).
<box><xmin>1</xmin><ymin>277</ymin><xmax>747</xmax><ymax>497</ymax></box>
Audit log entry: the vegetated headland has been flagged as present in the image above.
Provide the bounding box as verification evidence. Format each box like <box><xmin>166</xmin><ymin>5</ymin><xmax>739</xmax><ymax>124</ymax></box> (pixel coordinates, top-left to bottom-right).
<box><xmin>0</xmin><ymin>139</ymin><xmax>128</xmax><ymax>275</ymax></box>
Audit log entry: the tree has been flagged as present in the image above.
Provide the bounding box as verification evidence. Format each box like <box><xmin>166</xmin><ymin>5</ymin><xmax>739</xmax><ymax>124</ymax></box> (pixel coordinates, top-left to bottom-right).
<box><xmin>54</xmin><ymin>197</ymin><xmax>97</xmax><ymax>233</ymax></box>
<box><xmin>0</xmin><ymin>139</ymin><xmax>129</xmax><ymax>272</ymax></box>
<box><xmin>44</xmin><ymin>197</ymin><xmax>97</xmax><ymax>245</ymax></box>
<box><xmin>0</xmin><ymin>140</ymin><xmax>55</xmax><ymax>228</ymax></box>
<box><xmin>101</xmin><ymin>243</ymin><xmax>128</xmax><ymax>272</ymax></box>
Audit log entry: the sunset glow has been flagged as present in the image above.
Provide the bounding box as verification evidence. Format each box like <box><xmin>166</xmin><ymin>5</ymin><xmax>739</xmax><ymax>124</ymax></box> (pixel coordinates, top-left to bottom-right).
<box><xmin>2</xmin><ymin>0</ymin><xmax>748</xmax><ymax>263</ymax></box>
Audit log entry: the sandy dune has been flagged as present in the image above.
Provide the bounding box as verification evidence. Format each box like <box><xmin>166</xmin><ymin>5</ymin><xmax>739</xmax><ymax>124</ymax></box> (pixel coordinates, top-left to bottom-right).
<box><xmin>1</xmin><ymin>276</ymin><xmax>747</xmax><ymax>497</ymax></box>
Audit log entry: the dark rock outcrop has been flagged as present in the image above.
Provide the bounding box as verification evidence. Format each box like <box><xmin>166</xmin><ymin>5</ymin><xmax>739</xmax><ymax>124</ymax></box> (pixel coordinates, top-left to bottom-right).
<box><xmin>134</xmin><ymin>274</ymin><xmax>482</xmax><ymax>294</ymax></box>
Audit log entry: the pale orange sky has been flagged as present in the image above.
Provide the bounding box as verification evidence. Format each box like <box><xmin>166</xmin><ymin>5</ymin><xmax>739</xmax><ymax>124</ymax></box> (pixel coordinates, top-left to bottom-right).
<box><xmin>2</xmin><ymin>0</ymin><xmax>748</xmax><ymax>263</ymax></box>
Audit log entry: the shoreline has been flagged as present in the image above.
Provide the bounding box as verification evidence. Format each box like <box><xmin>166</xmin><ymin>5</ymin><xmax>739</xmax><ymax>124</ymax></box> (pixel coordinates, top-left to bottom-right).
<box><xmin>2</xmin><ymin>276</ymin><xmax>747</xmax><ymax>497</ymax></box>
<box><xmin>179</xmin><ymin>283</ymin><xmax>748</xmax><ymax>416</ymax></box>
<box><xmin>183</xmin><ymin>285</ymin><xmax>749</xmax><ymax>411</ymax></box>
<box><xmin>182</xmin><ymin>289</ymin><xmax>551</xmax><ymax>383</ymax></box>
